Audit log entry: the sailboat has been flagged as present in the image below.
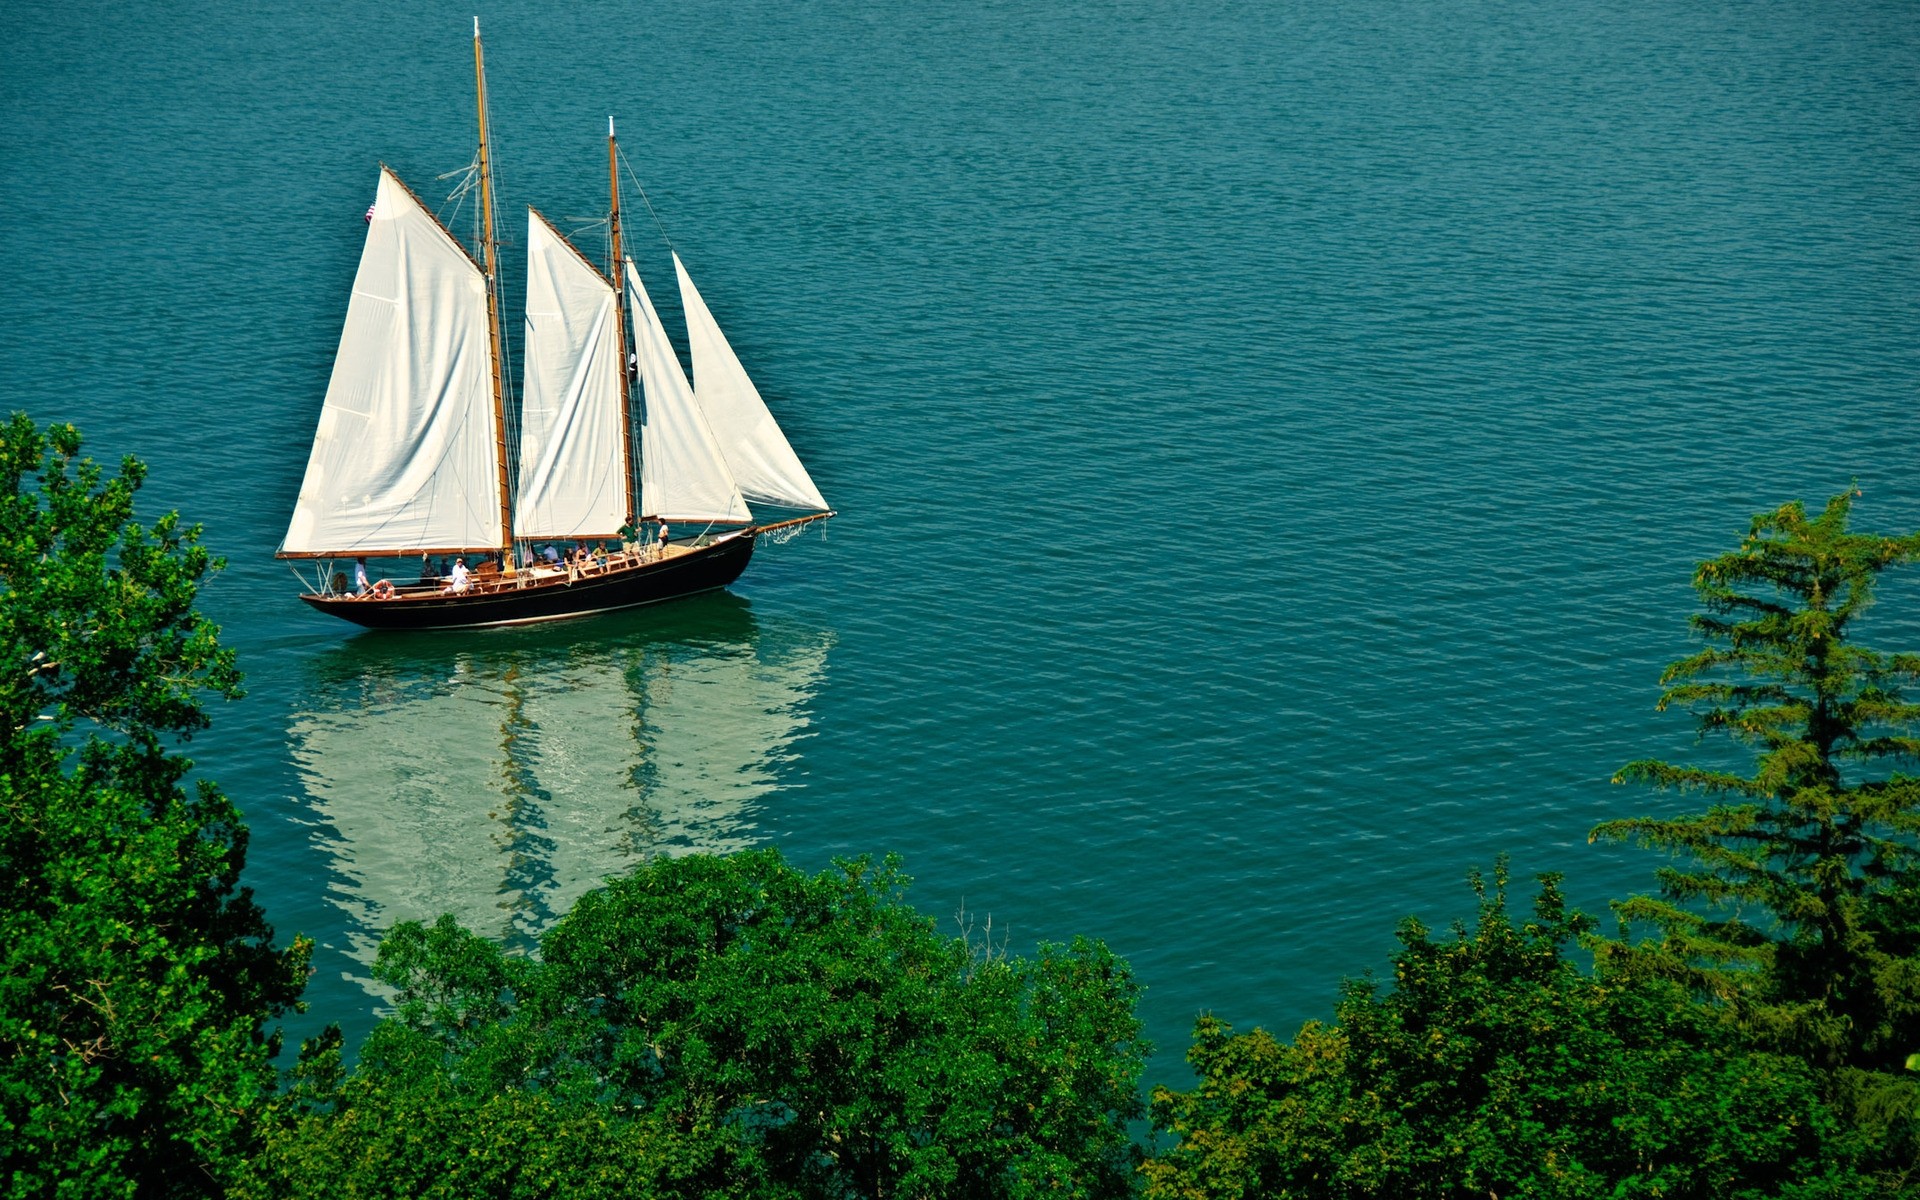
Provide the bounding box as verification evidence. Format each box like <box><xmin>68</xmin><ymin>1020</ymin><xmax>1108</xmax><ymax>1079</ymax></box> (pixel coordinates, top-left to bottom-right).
<box><xmin>278</xmin><ymin>21</ymin><xmax>832</xmax><ymax>631</ymax></box>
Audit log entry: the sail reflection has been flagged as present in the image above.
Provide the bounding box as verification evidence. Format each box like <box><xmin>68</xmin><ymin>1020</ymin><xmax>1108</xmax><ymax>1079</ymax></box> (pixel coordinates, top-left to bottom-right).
<box><xmin>289</xmin><ymin>595</ymin><xmax>832</xmax><ymax>972</ymax></box>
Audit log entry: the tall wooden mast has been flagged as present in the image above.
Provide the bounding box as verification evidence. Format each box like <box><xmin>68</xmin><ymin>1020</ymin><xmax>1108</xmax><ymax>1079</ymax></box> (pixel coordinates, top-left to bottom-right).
<box><xmin>473</xmin><ymin>17</ymin><xmax>514</xmax><ymax>563</ymax></box>
<box><xmin>609</xmin><ymin>116</ymin><xmax>636</xmax><ymax>529</ymax></box>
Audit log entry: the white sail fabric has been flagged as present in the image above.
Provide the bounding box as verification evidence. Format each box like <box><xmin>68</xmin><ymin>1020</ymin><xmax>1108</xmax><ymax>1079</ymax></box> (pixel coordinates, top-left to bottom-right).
<box><xmin>674</xmin><ymin>254</ymin><xmax>828</xmax><ymax>512</ymax></box>
<box><xmin>517</xmin><ymin>212</ymin><xmax>627</xmax><ymax>539</ymax></box>
<box><xmin>626</xmin><ymin>260</ymin><xmax>750</xmax><ymax>524</ymax></box>
<box><xmin>282</xmin><ymin>168</ymin><xmax>503</xmax><ymax>555</ymax></box>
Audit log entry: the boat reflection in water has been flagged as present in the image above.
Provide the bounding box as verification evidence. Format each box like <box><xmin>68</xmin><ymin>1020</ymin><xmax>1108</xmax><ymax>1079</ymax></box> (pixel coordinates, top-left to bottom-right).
<box><xmin>289</xmin><ymin>594</ymin><xmax>832</xmax><ymax>978</ymax></box>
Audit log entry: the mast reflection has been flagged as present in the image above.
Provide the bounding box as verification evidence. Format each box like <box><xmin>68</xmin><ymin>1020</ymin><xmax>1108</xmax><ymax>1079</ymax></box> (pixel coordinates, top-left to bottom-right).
<box><xmin>289</xmin><ymin>594</ymin><xmax>832</xmax><ymax>973</ymax></box>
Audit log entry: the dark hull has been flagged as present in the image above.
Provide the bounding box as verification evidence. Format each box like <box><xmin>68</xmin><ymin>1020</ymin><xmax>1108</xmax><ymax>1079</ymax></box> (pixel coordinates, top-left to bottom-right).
<box><xmin>299</xmin><ymin>532</ymin><xmax>757</xmax><ymax>630</ymax></box>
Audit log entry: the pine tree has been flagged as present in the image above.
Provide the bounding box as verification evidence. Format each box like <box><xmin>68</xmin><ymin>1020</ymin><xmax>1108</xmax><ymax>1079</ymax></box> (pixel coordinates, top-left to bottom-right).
<box><xmin>1592</xmin><ymin>489</ymin><xmax>1920</xmax><ymax>1185</ymax></box>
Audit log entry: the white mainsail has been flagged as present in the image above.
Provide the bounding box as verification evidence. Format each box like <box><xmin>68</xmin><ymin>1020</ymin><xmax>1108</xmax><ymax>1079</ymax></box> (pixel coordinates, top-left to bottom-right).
<box><xmin>516</xmin><ymin>211</ymin><xmax>627</xmax><ymax>539</ymax></box>
<box><xmin>675</xmin><ymin>253</ymin><xmax>829</xmax><ymax>513</ymax></box>
<box><xmin>625</xmin><ymin>259</ymin><xmax>750</xmax><ymax>524</ymax></box>
<box><xmin>282</xmin><ymin>168</ymin><xmax>503</xmax><ymax>556</ymax></box>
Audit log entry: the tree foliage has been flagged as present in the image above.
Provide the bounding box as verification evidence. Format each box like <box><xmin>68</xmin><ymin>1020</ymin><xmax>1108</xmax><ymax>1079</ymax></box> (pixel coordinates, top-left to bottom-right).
<box><xmin>0</xmin><ymin>415</ymin><xmax>310</xmax><ymax>1198</ymax></box>
<box><xmin>1592</xmin><ymin>491</ymin><xmax>1920</xmax><ymax>1061</ymax></box>
<box><xmin>1591</xmin><ymin>491</ymin><xmax>1920</xmax><ymax>1185</ymax></box>
<box><xmin>1143</xmin><ymin>863</ymin><xmax>1865</xmax><ymax>1200</ymax></box>
<box><xmin>245</xmin><ymin>850</ymin><xmax>1148</xmax><ymax>1200</ymax></box>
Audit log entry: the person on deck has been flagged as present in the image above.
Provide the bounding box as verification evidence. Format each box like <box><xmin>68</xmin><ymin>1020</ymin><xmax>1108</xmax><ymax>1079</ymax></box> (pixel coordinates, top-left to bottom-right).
<box><xmin>618</xmin><ymin>521</ymin><xmax>638</xmax><ymax>554</ymax></box>
<box><xmin>444</xmin><ymin>557</ymin><xmax>471</xmax><ymax>593</ymax></box>
<box><xmin>542</xmin><ymin>544</ymin><xmax>562</xmax><ymax>566</ymax></box>
<box><xmin>657</xmin><ymin>520</ymin><xmax>672</xmax><ymax>559</ymax></box>
<box><xmin>353</xmin><ymin>557</ymin><xmax>370</xmax><ymax>595</ymax></box>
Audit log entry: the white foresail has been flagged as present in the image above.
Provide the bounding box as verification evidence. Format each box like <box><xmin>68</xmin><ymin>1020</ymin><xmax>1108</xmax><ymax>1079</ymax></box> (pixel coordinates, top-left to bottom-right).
<box><xmin>625</xmin><ymin>259</ymin><xmax>750</xmax><ymax>524</ymax></box>
<box><xmin>517</xmin><ymin>212</ymin><xmax>627</xmax><ymax>539</ymax></box>
<box><xmin>675</xmin><ymin>254</ymin><xmax>828</xmax><ymax>512</ymax></box>
<box><xmin>282</xmin><ymin>168</ymin><xmax>503</xmax><ymax>556</ymax></box>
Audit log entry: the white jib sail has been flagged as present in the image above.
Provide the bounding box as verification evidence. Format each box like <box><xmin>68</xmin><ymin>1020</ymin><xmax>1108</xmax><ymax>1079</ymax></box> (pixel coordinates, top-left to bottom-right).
<box><xmin>516</xmin><ymin>212</ymin><xmax>627</xmax><ymax>540</ymax></box>
<box><xmin>282</xmin><ymin>168</ymin><xmax>503</xmax><ymax>556</ymax></box>
<box><xmin>675</xmin><ymin>253</ymin><xmax>828</xmax><ymax>512</ymax></box>
<box><xmin>625</xmin><ymin>259</ymin><xmax>750</xmax><ymax>524</ymax></box>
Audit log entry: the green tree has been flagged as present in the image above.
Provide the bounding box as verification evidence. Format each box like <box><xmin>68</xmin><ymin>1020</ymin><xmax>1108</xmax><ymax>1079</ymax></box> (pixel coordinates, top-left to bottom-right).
<box><xmin>1591</xmin><ymin>491</ymin><xmax>1920</xmax><ymax>1183</ymax></box>
<box><xmin>1143</xmin><ymin>863</ymin><xmax>1864</xmax><ymax>1200</ymax></box>
<box><xmin>0</xmin><ymin>415</ymin><xmax>310</xmax><ymax>1197</ymax></box>
<box><xmin>246</xmin><ymin>850</ymin><xmax>1148</xmax><ymax>1200</ymax></box>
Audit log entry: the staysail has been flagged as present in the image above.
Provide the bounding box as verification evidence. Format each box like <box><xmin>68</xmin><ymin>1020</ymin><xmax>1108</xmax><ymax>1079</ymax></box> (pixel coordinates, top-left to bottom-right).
<box><xmin>280</xmin><ymin>168</ymin><xmax>503</xmax><ymax>556</ymax></box>
<box><xmin>281</xmin><ymin>168</ymin><xmax>504</xmax><ymax>557</ymax></box>
<box><xmin>675</xmin><ymin>254</ymin><xmax>828</xmax><ymax>512</ymax></box>
<box><xmin>625</xmin><ymin>260</ymin><xmax>750</xmax><ymax>524</ymax></box>
<box><xmin>516</xmin><ymin>211</ymin><xmax>627</xmax><ymax>539</ymax></box>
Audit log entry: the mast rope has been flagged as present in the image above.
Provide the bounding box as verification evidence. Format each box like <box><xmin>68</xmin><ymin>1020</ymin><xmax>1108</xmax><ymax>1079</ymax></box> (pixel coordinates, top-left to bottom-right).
<box><xmin>472</xmin><ymin>74</ymin><xmax>523</xmax><ymax>561</ymax></box>
<box><xmin>436</xmin><ymin>155</ymin><xmax>481</xmax><ymax>233</ymax></box>
<box><xmin>615</xmin><ymin>146</ymin><xmax>675</xmax><ymax>250</ymax></box>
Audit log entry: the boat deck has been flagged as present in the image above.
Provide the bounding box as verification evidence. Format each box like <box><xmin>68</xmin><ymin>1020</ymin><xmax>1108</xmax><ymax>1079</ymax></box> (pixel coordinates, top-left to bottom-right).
<box><xmin>354</xmin><ymin>541</ymin><xmax>711</xmax><ymax>603</ymax></box>
<box><xmin>297</xmin><ymin>531</ymin><xmax>761</xmax><ymax>630</ymax></box>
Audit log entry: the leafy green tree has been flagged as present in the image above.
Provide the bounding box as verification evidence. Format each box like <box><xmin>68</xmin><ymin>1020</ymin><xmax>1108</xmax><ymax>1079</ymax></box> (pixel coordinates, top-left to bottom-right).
<box><xmin>246</xmin><ymin>850</ymin><xmax>1148</xmax><ymax>1200</ymax></box>
<box><xmin>1591</xmin><ymin>491</ymin><xmax>1920</xmax><ymax>1184</ymax></box>
<box><xmin>0</xmin><ymin>415</ymin><xmax>310</xmax><ymax>1197</ymax></box>
<box><xmin>1143</xmin><ymin>862</ymin><xmax>1864</xmax><ymax>1200</ymax></box>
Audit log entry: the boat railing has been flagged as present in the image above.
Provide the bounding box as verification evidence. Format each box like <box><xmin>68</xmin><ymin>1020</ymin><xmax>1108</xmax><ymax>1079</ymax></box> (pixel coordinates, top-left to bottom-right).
<box><xmin>320</xmin><ymin>536</ymin><xmax>719</xmax><ymax>601</ymax></box>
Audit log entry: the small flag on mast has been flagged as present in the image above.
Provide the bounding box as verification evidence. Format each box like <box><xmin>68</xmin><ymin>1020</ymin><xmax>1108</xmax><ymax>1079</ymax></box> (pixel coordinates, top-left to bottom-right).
<box><xmin>365</xmin><ymin>201</ymin><xmax>376</xmax><ymax>223</ymax></box>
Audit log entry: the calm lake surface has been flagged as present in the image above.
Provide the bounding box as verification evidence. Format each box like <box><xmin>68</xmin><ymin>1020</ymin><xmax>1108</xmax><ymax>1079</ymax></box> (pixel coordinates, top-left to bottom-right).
<box><xmin>3</xmin><ymin>0</ymin><xmax>1916</xmax><ymax>1067</ymax></box>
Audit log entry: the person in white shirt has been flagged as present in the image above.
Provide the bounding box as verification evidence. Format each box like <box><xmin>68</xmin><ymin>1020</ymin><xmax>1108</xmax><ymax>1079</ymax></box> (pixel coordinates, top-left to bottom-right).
<box><xmin>353</xmin><ymin>557</ymin><xmax>370</xmax><ymax>595</ymax></box>
<box><xmin>657</xmin><ymin>520</ymin><xmax>672</xmax><ymax>559</ymax></box>
<box><xmin>444</xmin><ymin>557</ymin><xmax>471</xmax><ymax>593</ymax></box>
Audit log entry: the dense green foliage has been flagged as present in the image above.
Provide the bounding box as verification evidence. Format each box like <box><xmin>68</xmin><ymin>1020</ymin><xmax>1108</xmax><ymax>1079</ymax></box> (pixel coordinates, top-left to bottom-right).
<box><xmin>0</xmin><ymin>416</ymin><xmax>309</xmax><ymax>1197</ymax></box>
<box><xmin>1146</xmin><ymin>492</ymin><xmax>1920</xmax><ymax>1198</ymax></box>
<box><xmin>244</xmin><ymin>851</ymin><xmax>1148</xmax><ymax>1199</ymax></box>
<box><xmin>1143</xmin><ymin>864</ymin><xmax>1865</xmax><ymax>1200</ymax></box>
<box><xmin>1591</xmin><ymin>491</ymin><xmax>1920</xmax><ymax>1183</ymax></box>
<box><xmin>8</xmin><ymin>424</ymin><xmax>1914</xmax><ymax>1200</ymax></box>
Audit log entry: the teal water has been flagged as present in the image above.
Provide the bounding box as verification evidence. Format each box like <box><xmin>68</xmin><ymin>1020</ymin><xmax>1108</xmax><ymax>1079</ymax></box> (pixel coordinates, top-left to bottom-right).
<box><xmin>3</xmin><ymin>1</ymin><xmax>1917</xmax><ymax>1068</ymax></box>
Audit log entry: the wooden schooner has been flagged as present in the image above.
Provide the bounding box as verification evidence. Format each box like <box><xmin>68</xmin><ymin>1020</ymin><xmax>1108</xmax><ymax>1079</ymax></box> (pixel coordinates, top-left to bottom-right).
<box><xmin>278</xmin><ymin>21</ymin><xmax>833</xmax><ymax>631</ymax></box>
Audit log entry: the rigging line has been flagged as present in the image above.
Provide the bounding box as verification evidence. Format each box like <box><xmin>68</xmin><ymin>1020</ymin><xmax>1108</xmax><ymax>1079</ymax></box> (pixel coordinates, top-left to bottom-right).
<box><xmin>437</xmin><ymin>155</ymin><xmax>480</xmax><ymax>184</ymax></box>
<box><xmin>563</xmin><ymin>216</ymin><xmax>609</xmax><ymax>245</ymax></box>
<box><xmin>615</xmin><ymin>146</ymin><xmax>674</xmax><ymax>250</ymax></box>
<box><xmin>469</xmin><ymin>95</ymin><xmax>524</xmax><ymax>513</ymax></box>
<box><xmin>436</xmin><ymin>156</ymin><xmax>481</xmax><ymax>234</ymax></box>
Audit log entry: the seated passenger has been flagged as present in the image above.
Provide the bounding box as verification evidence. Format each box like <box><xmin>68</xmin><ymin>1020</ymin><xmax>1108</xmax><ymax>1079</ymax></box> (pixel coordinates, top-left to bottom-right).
<box><xmin>443</xmin><ymin>557</ymin><xmax>471</xmax><ymax>593</ymax></box>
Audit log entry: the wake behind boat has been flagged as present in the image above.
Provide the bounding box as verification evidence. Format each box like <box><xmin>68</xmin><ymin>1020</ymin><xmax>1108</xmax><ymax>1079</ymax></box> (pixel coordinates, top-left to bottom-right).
<box><xmin>278</xmin><ymin>21</ymin><xmax>832</xmax><ymax>630</ymax></box>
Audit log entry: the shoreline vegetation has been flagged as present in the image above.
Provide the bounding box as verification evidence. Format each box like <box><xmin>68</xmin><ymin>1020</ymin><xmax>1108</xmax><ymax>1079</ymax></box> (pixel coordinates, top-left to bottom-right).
<box><xmin>3</xmin><ymin>416</ymin><xmax>1915</xmax><ymax>1197</ymax></box>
